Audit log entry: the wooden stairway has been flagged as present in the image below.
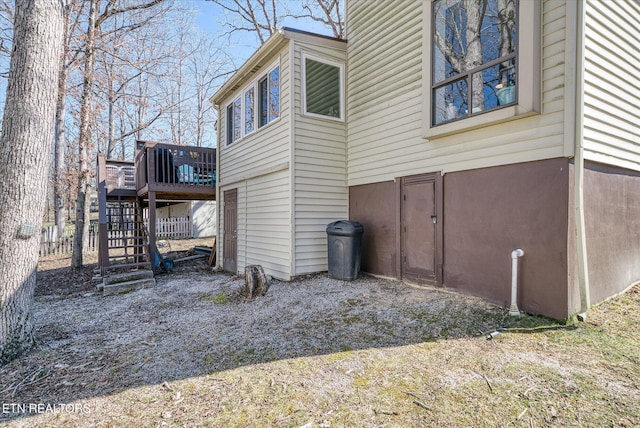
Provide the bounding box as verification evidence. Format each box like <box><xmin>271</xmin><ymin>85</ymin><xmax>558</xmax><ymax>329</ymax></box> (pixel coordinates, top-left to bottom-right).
<box><xmin>99</xmin><ymin>199</ymin><xmax>152</xmax><ymax>275</ymax></box>
<box><xmin>98</xmin><ymin>269</ymin><xmax>156</xmax><ymax>296</ymax></box>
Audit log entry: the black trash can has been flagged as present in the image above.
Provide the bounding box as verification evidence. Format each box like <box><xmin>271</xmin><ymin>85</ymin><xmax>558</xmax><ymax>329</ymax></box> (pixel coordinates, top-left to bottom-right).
<box><xmin>326</xmin><ymin>220</ymin><xmax>364</xmax><ymax>280</ymax></box>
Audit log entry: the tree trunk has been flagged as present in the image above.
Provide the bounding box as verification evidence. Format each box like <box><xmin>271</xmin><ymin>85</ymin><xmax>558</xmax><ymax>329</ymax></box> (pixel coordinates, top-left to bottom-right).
<box><xmin>465</xmin><ymin>0</ymin><xmax>486</xmax><ymax>112</ymax></box>
<box><xmin>53</xmin><ymin>8</ymin><xmax>70</xmax><ymax>241</ymax></box>
<box><xmin>72</xmin><ymin>0</ymin><xmax>97</xmax><ymax>268</ymax></box>
<box><xmin>244</xmin><ymin>265</ymin><xmax>269</xmax><ymax>297</ymax></box>
<box><xmin>0</xmin><ymin>0</ymin><xmax>64</xmax><ymax>363</ymax></box>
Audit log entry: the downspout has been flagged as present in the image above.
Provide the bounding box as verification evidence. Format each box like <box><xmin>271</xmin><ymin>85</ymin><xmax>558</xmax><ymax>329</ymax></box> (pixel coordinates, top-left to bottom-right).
<box><xmin>214</xmin><ymin>103</ymin><xmax>222</xmax><ymax>269</ymax></box>
<box><xmin>509</xmin><ymin>249</ymin><xmax>524</xmax><ymax>316</ymax></box>
<box><xmin>289</xmin><ymin>41</ymin><xmax>296</xmax><ymax>279</ymax></box>
<box><xmin>574</xmin><ymin>0</ymin><xmax>590</xmax><ymax>320</ymax></box>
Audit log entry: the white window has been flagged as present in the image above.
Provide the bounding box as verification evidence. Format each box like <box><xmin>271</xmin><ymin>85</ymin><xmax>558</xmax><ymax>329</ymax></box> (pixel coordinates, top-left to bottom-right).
<box><xmin>302</xmin><ymin>53</ymin><xmax>344</xmax><ymax>121</ymax></box>
<box><xmin>259</xmin><ymin>65</ymin><xmax>280</xmax><ymax>127</ymax></box>
<box><xmin>225</xmin><ymin>61</ymin><xmax>280</xmax><ymax>145</ymax></box>
<box><xmin>244</xmin><ymin>87</ymin><xmax>255</xmax><ymax>135</ymax></box>
<box><xmin>432</xmin><ymin>0</ymin><xmax>518</xmax><ymax>126</ymax></box>
<box><xmin>226</xmin><ymin>97</ymin><xmax>241</xmax><ymax>145</ymax></box>
<box><xmin>423</xmin><ymin>0</ymin><xmax>540</xmax><ymax>138</ymax></box>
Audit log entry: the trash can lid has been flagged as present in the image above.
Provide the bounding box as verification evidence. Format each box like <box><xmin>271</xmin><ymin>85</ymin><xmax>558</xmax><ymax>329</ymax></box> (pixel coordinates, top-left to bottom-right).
<box><xmin>326</xmin><ymin>220</ymin><xmax>364</xmax><ymax>236</ymax></box>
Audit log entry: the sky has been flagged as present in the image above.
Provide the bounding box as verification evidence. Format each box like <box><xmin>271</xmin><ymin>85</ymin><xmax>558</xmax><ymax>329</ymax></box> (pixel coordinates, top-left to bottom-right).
<box><xmin>0</xmin><ymin>1</ymin><xmax>339</xmax><ymax>149</ymax></box>
<box><xmin>193</xmin><ymin>0</ymin><xmax>335</xmax><ymax>65</ymax></box>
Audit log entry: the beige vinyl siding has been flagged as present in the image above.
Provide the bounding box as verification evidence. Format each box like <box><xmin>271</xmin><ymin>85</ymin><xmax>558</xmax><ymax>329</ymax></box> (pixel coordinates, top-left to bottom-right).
<box><xmin>244</xmin><ymin>169</ymin><xmax>291</xmax><ymax>280</ymax></box>
<box><xmin>217</xmin><ymin>44</ymin><xmax>293</xmax><ymax>280</ymax></box>
<box><xmin>583</xmin><ymin>0</ymin><xmax>640</xmax><ymax>171</ymax></box>
<box><xmin>218</xmin><ymin>49</ymin><xmax>291</xmax><ymax>186</ymax></box>
<box><xmin>292</xmin><ymin>40</ymin><xmax>348</xmax><ymax>275</ymax></box>
<box><xmin>218</xmin><ymin>170</ymin><xmax>291</xmax><ymax>280</ymax></box>
<box><xmin>346</xmin><ymin>0</ymin><xmax>570</xmax><ymax>186</ymax></box>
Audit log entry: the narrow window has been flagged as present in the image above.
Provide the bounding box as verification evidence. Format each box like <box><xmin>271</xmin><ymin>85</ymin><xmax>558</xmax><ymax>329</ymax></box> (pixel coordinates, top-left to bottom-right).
<box><xmin>432</xmin><ymin>0</ymin><xmax>518</xmax><ymax>126</ymax></box>
<box><xmin>258</xmin><ymin>65</ymin><xmax>280</xmax><ymax>128</ymax></box>
<box><xmin>259</xmin><ymin>76</ymin><xmax>268</xmax><ymax>127</ymax></box>
<box><xmin>245</xmin><ymin>87</ymin><xmax>255</xmax><ymax>134</ymax></box>
<box><xmin>304</xmin><ymin>56</ymin><xmax>343</xmax><ymax>120</ymax></box>
<box><xmin>226</xmin><ymin>104</ymin><xmax>234</xmax><ymax>145</ymax></box>
<box><xmin>268</xmin><ymin>66</ymin><xmax>280</xmax><ymax>122</ymax></box>
<box><xmin>233</xmin><ymin>98</ymin><xmax>241</xmax><ymax>141</ymax></box>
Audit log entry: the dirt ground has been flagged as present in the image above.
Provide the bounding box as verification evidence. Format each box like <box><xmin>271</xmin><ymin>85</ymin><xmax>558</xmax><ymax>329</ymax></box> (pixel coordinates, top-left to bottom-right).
<box><xmin>1</xmin><ymin>239</ymin><xmax>639</xmax><ymax>427</ymax></box>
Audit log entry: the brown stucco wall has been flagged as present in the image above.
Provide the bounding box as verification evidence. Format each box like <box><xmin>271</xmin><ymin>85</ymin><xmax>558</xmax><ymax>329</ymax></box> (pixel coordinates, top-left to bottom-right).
<box><xmin>349</xmin><ymin>181</ymin><xmax>399</xmax><ymax>277</ymax></box>
<box><xmin>443</xmin><ymin>159</ymin><xmax>571</xmax><ymax>320</ymax></box>
<box><xmin>349</xmin><ymin>159</ymin><xmax>573</xmax><ymax>319</ymax></box>
<box><xmin>582</xmin><ymin>161</ymin><xmax>640</xmax><ymax>304</ymax></box>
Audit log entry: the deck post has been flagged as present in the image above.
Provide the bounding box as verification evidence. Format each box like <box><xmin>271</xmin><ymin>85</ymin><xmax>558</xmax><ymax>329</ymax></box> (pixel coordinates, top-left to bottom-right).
<box><xmin>135</xmin><ymin>196</ymin><xmax>145</xmax><ymax>264</ymax></box>
<box><xmin>147</xmin><ymin>143</ymin><xmax>156</xmax><ymax>191</ymax></box>
<box><xmin>97</xmin><ymin>154</ymin><xmax>110</xmax><ymax>276</ymax></box>
<box><xmin>148</xmin><ymin>191</ymin><xmax>157</xmax><ymax>267</ymax></box>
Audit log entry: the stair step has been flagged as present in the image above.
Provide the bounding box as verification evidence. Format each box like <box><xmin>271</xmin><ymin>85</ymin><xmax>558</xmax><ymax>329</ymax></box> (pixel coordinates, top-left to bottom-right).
<box><xmin>107</xmin><ymin>244</ymin><xmax>147</xmax><ymax>250</ymax></box>
<box><xmin>103</xmin><ymin>262</ymin><xmax>152</xmax><ymax>273</ymax></box>
<box><xmin>103</xmin><ymin>277</ymin><xmax>156</xmax><ymax>296</ymax></box>
<box><xmin>108</xmin><ymin>250</ymin><xmax>147</xmax><ymax>256</ymax></box>
<box><xmin>107</xmin><ymin>236</ymin><xmax>145</xmax><ymax>241</ymax></box>
<box><xmin>103</xmin><ymin>269</ymin><xmax>154</xmax><ymax>285</ymax></box>
<box><xmin>105</xmin><ymin>257</ymin><xmax>149</xmax><ymax>264</ymax></box>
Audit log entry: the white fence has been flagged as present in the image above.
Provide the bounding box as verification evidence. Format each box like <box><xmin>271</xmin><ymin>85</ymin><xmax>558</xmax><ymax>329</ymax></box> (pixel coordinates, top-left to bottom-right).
<box><xmin>155</xmin><ymin>217</ymin><xmax>191</xmax><ymax>239</ymax></box>
<box><xmin>39</xmin><ymin>229</ymin><xmax>99</xmax><ymax>257</ymax></box>
<box><xmin>39</xmin><ymin>217</ymin><xmax>192</xmax><ymax>257</ymax></box>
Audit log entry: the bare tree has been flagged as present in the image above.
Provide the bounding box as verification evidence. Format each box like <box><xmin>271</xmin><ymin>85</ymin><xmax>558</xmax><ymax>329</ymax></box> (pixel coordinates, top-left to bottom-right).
<box><xmin>188</xmin><ymin>38</ymin><xmax>228</xmax><ymax>147</ymax></box>
<box><xmin>208</xmin><ymin>0</ymin><xmax>280</xmax><ymax>44</ymax></box>
<box><xmin>92</xmin><ymin>1</ymin><xmax>176</xmax><ymax>158</ymax></box>
<box><xmin>53</xmin><ymin>0</ymin><xmax>86</xmax><ymax>240</ymax></box>
<box><xmin>0</xmin><ymin>0</ymin><xmax>64</xmax><ymax>362</ymax></box>
<box><xmin>123</xmin><ymin>19</ymin><xmax>177</xmax><ymax>147</ymax></box>
<box><xmin>71</xmin><ymin>0</ymin><xmax>98</xmax><ymax>269</ymax></box>
<box><xmin>72</xmin><ymin>0</ymin><xmax>165</xmax><ymax>268</ymax></box>
<box><xmin>159</xmin><ymin>17</ymin><xmax>229</xmax><ymax>148</ymax></box>
<box><xmin>208</xmin><ymin>0</ymin><xmax>345</xmax><ymax>47</ymax></box>
<box><xmin>292</xmin><ymin>0</ymin><xmax>344</xmax><ymax>38</ymax></box>
<box><xmin>0</xmin><ymin>0</ymin><xmax>13</xmax><ymax>77</ymax></box>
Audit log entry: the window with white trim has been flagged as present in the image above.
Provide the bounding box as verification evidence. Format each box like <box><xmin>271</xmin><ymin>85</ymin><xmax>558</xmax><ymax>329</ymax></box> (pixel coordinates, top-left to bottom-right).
<box><xmin>244</xmin><ymin>87</ymin><xmax>255</xmax><ymax>135</ymax></box>
<box><xmin>226</xmin><ymin>97</ymin><xmax>241</xmax><ymax>145</ymax></box>
<box><xmin>259</xmin><ymin>65</ymin><xmax>280</xmax><ymax>127</ymax></box>
<box><xmin>432</xmin><ymin>0</ymin><xmax>518</xmax><ymax>127</ymax></box>
<box><xmin>303</xmin><ymin>54</ymin><xmax>344</xmax><ymax>120</ymax></box>
<box><xmin>225</xmin><ymin>62</ymin><xmax>280</xmax><ymax>145</ymax></box>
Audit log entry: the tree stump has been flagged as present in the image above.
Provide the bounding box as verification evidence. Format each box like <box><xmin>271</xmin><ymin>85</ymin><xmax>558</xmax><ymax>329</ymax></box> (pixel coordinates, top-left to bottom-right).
<box><xmin>244</xmin><ymin>265</ymin><xmax>269</xmax><ymax>297</ymax></box>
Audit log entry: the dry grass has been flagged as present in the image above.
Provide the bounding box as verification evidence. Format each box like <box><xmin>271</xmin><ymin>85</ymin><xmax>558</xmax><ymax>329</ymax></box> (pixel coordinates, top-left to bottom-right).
<box><xmin>1</xmin><ymin>244</ymin><xmax>639</xmax><ymax>427</ymax></box>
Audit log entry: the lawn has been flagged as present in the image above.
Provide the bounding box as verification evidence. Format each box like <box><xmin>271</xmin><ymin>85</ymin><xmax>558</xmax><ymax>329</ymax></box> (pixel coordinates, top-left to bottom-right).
<box><xmin>1</xmin><ymin>248</ymin><xmax>638</xmax><ymax>427</ymax></box>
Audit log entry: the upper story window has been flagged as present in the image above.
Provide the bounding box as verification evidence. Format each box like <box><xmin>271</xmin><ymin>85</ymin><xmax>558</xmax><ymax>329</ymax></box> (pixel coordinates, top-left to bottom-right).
<box><xmin>244</xmin><ymin>87</ymin><xmax>255</xmax><ymax>135</ymax></box>
<box><xmin>432</xmin><ymin>0</ymin><xmax>518</xmax><ymax>127</ymax></box>
<box><xmin>226</xmin><ymin>61</ymin><xmax>280</xmax><ymax>146</ymax></box>
<box><xmin>303</xmin><ymin>53</ymin><xmax>344</xmax><ymax>121</ymax></box>
<box><xmin>259</xmin><ymin>66</ymin><xmax>280</xmax><ymax>127</ymax></box>
<box><xmin>226</xmin><ymin>104</ymin><xmax>233</xmax><ymax>145</ymax></box>
<box><xmin>227</xmin><ymin>97</ymin><xmax>242</xmax><ymax>144</ymax></box>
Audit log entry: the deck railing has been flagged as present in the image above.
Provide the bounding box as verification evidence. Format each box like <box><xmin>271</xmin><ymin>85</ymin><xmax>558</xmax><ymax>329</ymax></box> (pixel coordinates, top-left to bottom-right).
<box><xmin>135</xmin><ymin>141</ymin><xmax>216</xmax><ymax>193</ymax></box>
<box><xmin>97</xmin><ymin>155</ymin><xmax>137</xmax><ymax>195</ymax></box>
<box><xmin>106</xmin><ymin>163</ymin><xmax>135</xmax><ymax>190</ymax></box>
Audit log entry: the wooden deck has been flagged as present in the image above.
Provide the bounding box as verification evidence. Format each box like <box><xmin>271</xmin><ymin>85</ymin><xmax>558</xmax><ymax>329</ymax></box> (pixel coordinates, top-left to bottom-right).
<box><xmin>134</xmin><ymin>141</ymin><xmax>216</xmax><ymax>200</ymax></box>
<box><xmin>96</xmin><ymin>141</ymin><xmax>216</xmax><ymax>276</ymax></box>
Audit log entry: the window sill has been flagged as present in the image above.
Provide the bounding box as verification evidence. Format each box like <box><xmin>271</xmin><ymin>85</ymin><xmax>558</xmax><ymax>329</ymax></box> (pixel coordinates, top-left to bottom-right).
<box><xmin>301</xmin><ymin>111</ymin><xmax>344</xmax><ymax>123</ymax></box>
<box><xmin>422</xmin><ymin>104</ymin><xmax>538</xmax><ymax>140</ymax></box>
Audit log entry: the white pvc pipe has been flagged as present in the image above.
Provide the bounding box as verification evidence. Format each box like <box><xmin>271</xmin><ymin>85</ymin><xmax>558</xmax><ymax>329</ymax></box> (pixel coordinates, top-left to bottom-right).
<box><xmin>510</xmin><ymin>249</ymin><xmax>525</xmax><ymax>316</ymax></box>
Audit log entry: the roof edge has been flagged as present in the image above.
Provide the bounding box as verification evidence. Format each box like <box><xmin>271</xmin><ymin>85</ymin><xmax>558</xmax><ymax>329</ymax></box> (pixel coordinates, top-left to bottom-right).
<box><xmin>210</xmin><ymin>27</ymin><xmax>346</xmax><ymax>106</ymax></box>
<box><xmin>210</xmin><ymin>30</ymin><xmax>287</xmax><ymax>105</ymax></box>
<box><xmin>281</xmin><ymin>26</ymin><xmax>346</xmax><ymax>44</ymax></box>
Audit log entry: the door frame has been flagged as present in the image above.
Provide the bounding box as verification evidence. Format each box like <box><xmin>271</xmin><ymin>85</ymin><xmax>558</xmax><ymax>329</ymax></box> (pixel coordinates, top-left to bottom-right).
<box><xmin>223</xmin><ymin>188</ymin><xmax>238</xmax><ymax>274</ymax></box>
<box><xmin>397</xmin><ymin>172</ymin><xmax>444</xmax><ymax>285</ymax></box>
